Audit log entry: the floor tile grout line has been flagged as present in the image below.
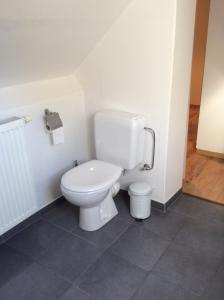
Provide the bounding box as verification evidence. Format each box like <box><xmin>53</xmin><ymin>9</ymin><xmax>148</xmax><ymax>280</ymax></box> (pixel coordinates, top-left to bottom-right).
<box><xmin>116</xmin><ymin>214</ymin><xmax>135</xmax><ymax>224</ymax></box>
<box><xmin>5</xmin><ymin>219</ymin><xmax>72</xmax><ymax>248</ymax></box>
<box><xmin>148</xmin><ymin>217</ymin><xmax>188</xmax><ymax>275</ymax></box>
<box><xmin>148</xmin><ymin>224</ymin><xmax>222</xmax><ymax>298</ymax></box>
<box><xmin>105</xmin><ymin>217</ymin><xmax>188</xmax><ymax>274</ymax></box>
<box><xmin>98</xmin><ymin>219</ymin><xmax>133</xmax><ymax>249</ymax></box>
<box><xmin>3</xmin><ymin>209</ymin><xmax>136</xmax><ymax>290</ymax></box>
<box><xmin>75</xmin><ymin>248</ymin><xmax>149</xmax><ymax>295</ymax></box>
<box><xmin>133</xmin><ymin>221</ymin><xmax>173</xmax><ymax>240</ymax></box>
<box><xmin>130</xmin><ymin>270</ymin><xmax>204</xmax><ymax>300</ymax></box>
<box><xmin>1</xmin><ymin>213</ymin><xmax>42</xmax><ymax>243</ymax></box>
<box><xmin>75</xmin><ymin>286</ymin><xmax>91</xmax><ymax>298</ymax></box>
<box><xmin>2</xmin><ymin>242</ymin><xmax>76</xmax><ymax>290</ymax></box>
<box><xmin>40</xmin><ymin>215</ymin><xmax>82</xmax><ymax>236</ymax></box>
<box><xmin>87</xmin><ymin>248</ymin><xmax>151</xmax><ymax>300</ymax></box>
<box><xmin>4</xmin><ymin>236</ymin><xmax>76</xmax><ymax>286</ymax></box>
<box><xmin>71</xmin><ymin>232</ymin><xmax>104</xmax><ymax>248</ymax></box>
<box><xmin>73</xmin><ymin>222</ymin><xmax>135</xmax><ymax>288</ymax></box>
<box><xmin>128</xmin><ymin>273</ymin><xmax>151</xmax><ymax>300</ymax></box>
<box><xmin>107</xmin><ymin>250</ymin><xmax>150</xmax><ymax>275</ymax></box>
<box><xmin>167</xmin><ymin>217</ymin><xmax>224</xmax><ymax>260</ymax></box>
<box><xmin>107</xmin><ymin>245</ymin><xmax>152</xmax><ymax>274</ymax></box>
<box><xmin>74</xmin><ymin>249</ymin><xmax>108</xmax><ymax>288</ymax></box>
<box><xmin>39</xmin><ymin>218</ymin><xmax>132</xmax><ymax>288</ymax></box>
<box><xmin>200</xmin><ymin>260</ymin><xmax>224</xmax><ymax>298</ymax></box>
<box><xmin>129</xmin><ymin>271</ymin><xmax>153</xmax><ymax>300</ymax></box>
<box><xmin>167</xmin><ymin>206</ymin><xmax>224</xmax><ymax>229</ymax></box>
<box><xmin>0</xmin><ymin>199</ymin><xmax>73</xmax><ymax>243</ymax></box>
<box><xmin>71</xmin><ymin>219</ymin><xmax>132</xmax><ymax>253</ymax></box>
<box><xmin>40</xmin><ymin>213</ymin><xmax>134</xmax><ymax>252</ymax></box>
<box><xmin>38</xmin><ymin>215</ymin><xmax>109</xmax><ymax>251</ymax></box>
<box><xmin>34</xmin><ymin>259</ymin><xmax>76</xmax><ymax>285</ymax></box>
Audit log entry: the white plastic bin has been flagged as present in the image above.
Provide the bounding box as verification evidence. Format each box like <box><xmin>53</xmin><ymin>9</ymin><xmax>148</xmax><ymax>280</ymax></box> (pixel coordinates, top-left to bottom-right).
<box><xmin>128</xmin><ymin>182</ymin><xmax>152</xmax><ymax>220</ymax></box>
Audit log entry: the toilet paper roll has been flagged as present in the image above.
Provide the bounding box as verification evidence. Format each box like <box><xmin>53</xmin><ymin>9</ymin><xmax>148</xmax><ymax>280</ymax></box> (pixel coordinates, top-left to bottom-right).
<box><xmin>51</xmin><ymin>127</ymin><xmax>64</xmax><ymax>145</ymax></box>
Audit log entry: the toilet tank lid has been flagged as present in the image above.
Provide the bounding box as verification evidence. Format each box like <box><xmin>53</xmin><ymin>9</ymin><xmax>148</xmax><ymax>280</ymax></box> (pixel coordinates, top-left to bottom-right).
<box><xmin>96</xmin><ymin>110</ymin><xmax>144</xmax><ymax>120</ymax></box>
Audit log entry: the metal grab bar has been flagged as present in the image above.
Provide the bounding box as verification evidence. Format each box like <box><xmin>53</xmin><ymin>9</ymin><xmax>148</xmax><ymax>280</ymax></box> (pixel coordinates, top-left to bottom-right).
<box><xmin>142</xmin><ymin>127</ymin><xmax>156</xmax><ymax>171</ymax></box>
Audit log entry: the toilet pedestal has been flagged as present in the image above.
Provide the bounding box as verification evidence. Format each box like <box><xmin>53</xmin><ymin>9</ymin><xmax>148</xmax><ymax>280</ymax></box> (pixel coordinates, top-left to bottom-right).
<box><xmin>79</xmin><ymin>190</ymin><xmax>118</xmax><ymax>231</ymax></box>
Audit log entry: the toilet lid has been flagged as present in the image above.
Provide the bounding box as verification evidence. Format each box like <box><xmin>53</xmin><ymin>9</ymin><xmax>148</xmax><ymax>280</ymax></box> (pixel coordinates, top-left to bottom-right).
<box><xmin>61</xmin><ymin>160</ymin><xmax>122</xmax><ymax>193</ymax></box>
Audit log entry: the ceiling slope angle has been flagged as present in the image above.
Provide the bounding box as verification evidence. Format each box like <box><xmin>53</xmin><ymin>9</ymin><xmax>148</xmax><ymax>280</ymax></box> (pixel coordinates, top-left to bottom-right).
<box><xmin>0</xmin><ymin>0</ymin><xmax>132</xmax><ymax>88</ymax></box>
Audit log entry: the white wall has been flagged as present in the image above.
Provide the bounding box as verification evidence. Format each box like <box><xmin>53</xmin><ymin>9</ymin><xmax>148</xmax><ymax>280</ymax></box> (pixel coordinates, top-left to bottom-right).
<box><xmin>76</xmin><ymin>0</ymin><xmax>177</xmax><ymax>204</ymax></box>
<box><xmin>0</xmin><ymin>76</ymin><xmax>89</xmax><ymax>209</ymax></box>
<box><xmin>0</xmin><ymin>0</ymin><xmax>131</xmax><ymax>88</ymax></box>
<box><xmin>76</xmin><ymin>0</ymin><xmax>196</xmax><ymax>204</ymax></box>
<box><xmin>197</xmin><ymin>0</ymin><xmax>224</xmax><ymax>154</ymax></box>
<box><xmin>165</xmin><ymin>0</ymin><xmax>196</xmax><ymax>200</ymax></box>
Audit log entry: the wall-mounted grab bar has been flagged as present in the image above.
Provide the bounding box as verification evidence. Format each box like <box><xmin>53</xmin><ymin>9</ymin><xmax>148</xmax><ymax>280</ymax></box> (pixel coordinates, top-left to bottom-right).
<box><xmin>142</xmin><ymin>127</ymin><xmax>155</xmax><ymax>171</ymax></box>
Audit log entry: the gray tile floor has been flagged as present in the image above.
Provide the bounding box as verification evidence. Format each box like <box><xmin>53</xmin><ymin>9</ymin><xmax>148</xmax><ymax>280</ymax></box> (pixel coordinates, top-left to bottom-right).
<box><xmin>0</xmin><ymin>192</ymin><xmax>224</xmax><ymax>299</ymax></box>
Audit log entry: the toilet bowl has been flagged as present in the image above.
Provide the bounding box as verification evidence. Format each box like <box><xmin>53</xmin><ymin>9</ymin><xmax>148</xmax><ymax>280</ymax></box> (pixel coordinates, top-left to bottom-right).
<box><xmin>61</xmin><ymin>160</ymin><xmax>122</xmax><ymax>231</ymax></box>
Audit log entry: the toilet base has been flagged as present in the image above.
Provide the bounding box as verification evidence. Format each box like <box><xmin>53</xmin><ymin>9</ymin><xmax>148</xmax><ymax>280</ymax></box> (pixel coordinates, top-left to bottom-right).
<box><xmin>79</xmin><ymin>190</ymin><xmax>118</xmax><ymax>231</ymax></box>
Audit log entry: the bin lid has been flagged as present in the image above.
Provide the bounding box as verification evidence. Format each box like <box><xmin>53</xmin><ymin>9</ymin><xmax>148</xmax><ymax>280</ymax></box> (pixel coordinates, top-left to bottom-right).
<box><xmin>129</xmin><ymin>182</ymin><xmax>152</xmax><ymax>196</ymax></box>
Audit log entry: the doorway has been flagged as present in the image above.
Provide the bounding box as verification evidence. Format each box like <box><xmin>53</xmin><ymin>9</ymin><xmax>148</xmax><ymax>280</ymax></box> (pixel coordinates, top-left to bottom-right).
<box><xmin>183</xmin><ymin>0</ymin><xmax>224</xmax><ymax>204</ymax></box>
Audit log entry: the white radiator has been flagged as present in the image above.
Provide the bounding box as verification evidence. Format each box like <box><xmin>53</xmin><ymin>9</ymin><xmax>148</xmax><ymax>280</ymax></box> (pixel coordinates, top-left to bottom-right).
<box><xmin>0</xmin><ymin>117</ymin><xmax>37</xmax><ymax>235</ymax></box>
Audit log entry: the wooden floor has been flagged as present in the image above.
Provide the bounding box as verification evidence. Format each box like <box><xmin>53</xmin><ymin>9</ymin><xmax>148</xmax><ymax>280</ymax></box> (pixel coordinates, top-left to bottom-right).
<box><xmin>183</xmin><ymin>105</ymin><xmax>224</xmax><ymax>204</ymax></box>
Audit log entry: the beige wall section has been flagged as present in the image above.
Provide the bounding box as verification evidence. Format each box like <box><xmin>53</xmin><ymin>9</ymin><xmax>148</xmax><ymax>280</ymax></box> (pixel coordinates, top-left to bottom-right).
<box><xmin>197</xmin><ymin>0</ymin><xmax>224</xmax><ymax>154</ymax></box>
<box><xmin>190</xmin><ymin>0</ymin><xmax>210</xmax><ymax>105</ymax></box>
<box><xmin>165</xmin><ymin>0</ymin><xmax>196</xmax><ymax>201</ymax></box>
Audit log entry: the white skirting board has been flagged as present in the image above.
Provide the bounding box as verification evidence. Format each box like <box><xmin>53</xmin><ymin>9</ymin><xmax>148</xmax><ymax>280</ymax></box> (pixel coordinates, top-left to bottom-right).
<box><xmin>0</xmin><ymin>117</ymin><xmax>37</xmax><ymax>235</ymax></box>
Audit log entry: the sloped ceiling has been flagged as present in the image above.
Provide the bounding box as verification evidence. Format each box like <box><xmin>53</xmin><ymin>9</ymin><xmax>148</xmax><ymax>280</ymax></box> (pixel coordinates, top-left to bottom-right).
<box><xmin>0</xmin><ymin>0</ymin><xmax>131</xmax><ymax>88</ymax></box>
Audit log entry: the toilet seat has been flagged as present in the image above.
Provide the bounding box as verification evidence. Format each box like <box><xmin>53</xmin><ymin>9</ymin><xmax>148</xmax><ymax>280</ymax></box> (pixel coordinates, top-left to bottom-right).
<box><xmin>61</xmin><ymin>160</ymin><xmax>122</xmax><ymax>193</ymax></box>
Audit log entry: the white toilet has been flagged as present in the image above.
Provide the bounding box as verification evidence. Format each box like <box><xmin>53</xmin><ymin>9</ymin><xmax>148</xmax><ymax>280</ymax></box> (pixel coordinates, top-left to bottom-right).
<box><xmin>61</xmin><ymin>110</ymin><xmax>145</xmax><ymax>231</ymax></box>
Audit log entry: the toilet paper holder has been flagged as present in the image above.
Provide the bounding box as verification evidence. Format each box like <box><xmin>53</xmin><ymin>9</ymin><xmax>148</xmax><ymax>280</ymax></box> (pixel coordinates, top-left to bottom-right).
<box><xmin>44</xmin><ymin>109</ymin><xmax>63</xmax><ymax>132</ymax></box>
